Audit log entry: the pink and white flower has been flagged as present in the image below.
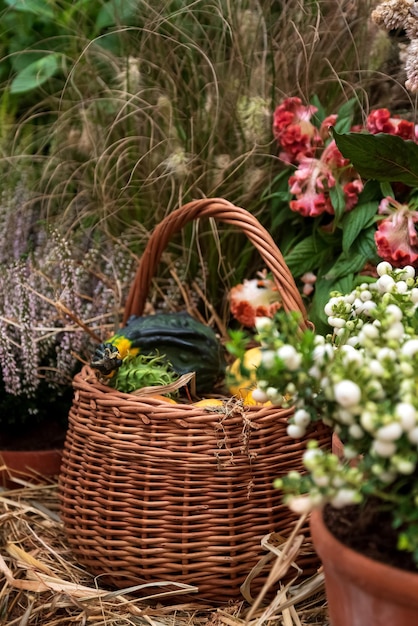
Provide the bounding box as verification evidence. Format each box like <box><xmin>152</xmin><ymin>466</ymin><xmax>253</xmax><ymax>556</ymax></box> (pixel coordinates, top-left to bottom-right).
<box><xmin>366</xmin><ymin>108</ymin><xmax>418</xmax><ymax>140</ymax></box>
<box><xmin>288</xmin><ymin>141</ymin><xmax>363</xmax><ymax>217</ymax></box>
<box><xmin>301</xmin><ymin>272</ymin><xmax>317</xmax><ymax>296</ymax></box>
<box><xmin>319</xmin><ymin>114</ymin><xmax>338</xmax><ymax>141</ymax></box>
<box><xmin>288</xmin><ymin>156</ymin><xmax>334</xmax><ymax>216</ymax></box>
<box><xmin>273</xmin><ymin>97</ymin><xmax>322</xmax><ymax>164</ymax></box>
<box><xmin>375</xmin><ymin>197</ymin><xmax>418</xmax><ymax>267</ymax></box>
<box><xmin>229</xmin><ymin>275</ymin><xmax>282</xmax><ymax>327</ymax></box>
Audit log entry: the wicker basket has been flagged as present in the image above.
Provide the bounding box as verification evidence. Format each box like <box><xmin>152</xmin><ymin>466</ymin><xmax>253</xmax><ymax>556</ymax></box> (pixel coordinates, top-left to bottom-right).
<box><xmin>59</xmin><ymin>198</ymin><xmax>331</xmax><ymax>602</ymax></box>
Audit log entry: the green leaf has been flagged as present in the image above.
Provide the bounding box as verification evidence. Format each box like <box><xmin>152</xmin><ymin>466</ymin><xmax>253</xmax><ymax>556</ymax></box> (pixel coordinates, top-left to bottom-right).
<box><xmin>95</xmin><ymin>0</ymin><xmax>139</xmax><ymax>30</ymax></box>
<box><xmin>398</xmin><ymin>533</ymin><xmax>411</xmax><ymax>551</ymax></box>
<box><xmin>10</xmin><ymin>51</ymin><xmax>45</xmax><ymax>74</ymax></box>
<box><xmin>333</xmin><ymin>98</ymin><xmax>358</xmax><ymax>134</ymax></box>
<box><xmin>310</xmin><ymin>94</ymin><xmax>327</xmax><ymax>126</ymax></box>
<box><xmin>380</xmin><ymin>181</ymin><xmax>394</xmax><ymax>197</ymax></box>
<box><xmin>309</xmin><ymin>274</ymin><xmax>355</xmax><ymax>335</ymax></box>
<box><xmin>325</xmin><ymin>226</ymin><xmax>377</xmax><ymax>280</ymax></box>
<box><xmin>329</xmin><ymin>182</ymin><xmax>346</xmax><ymax>222</ymax></box>
<box><xmin>335</xmin><ymin>97</ymin><xmax>358</xmax><ymax>120</ymax></box>
<box><xmin>284</xmin><ymin>235</ymin><xmax>332</xmax><ymax>277</ymax></box>
<box><xmin>269</xmin><ymin>202</ymin><xmax>293</xmax><ymax>230</ymax></box>
<box><xmin>265</xmin><ymin>168</ymin><xmax>294</xmax><ymax>194</ymax></box>
<box><xmin>10</xmin><ymin>53</ymin><xmax>60</xmax><ymax>94</ymax></box>
<box><xmin>359</xmin><ymin>179</ymin><xmax>382</xmax><ymax>203</ymax></box>
<box><xmin>332</xmin><ymin>129</ymin><xmax>418</xmax><ymax>186</ymax></box>
<box><xmin>5</xmin><ymin>0</ymin><xmax>55</xmax><ymax>19</ymax></box>
<box><xmin>309</xmin><ymin>273</ymin><xmax>356</xmax><ymax>331</ymax></box>
<box><xmin>340</xmin><ymin>201</ymin><xmax>379</xmax><ymax>252</ymax></box>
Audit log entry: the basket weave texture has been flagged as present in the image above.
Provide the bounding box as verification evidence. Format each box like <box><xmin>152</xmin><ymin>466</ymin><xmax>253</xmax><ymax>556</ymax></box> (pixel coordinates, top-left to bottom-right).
<box><xmin>59</xmin><ymin>198</ymin><xmax>331</xmax><ymax>602</ymax></box>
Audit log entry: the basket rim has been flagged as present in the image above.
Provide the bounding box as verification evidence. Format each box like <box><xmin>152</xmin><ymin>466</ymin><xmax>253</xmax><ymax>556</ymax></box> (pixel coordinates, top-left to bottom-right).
<box><xmin>74</xmin><ymin>364</ymin><xmax>295</xmax><ymax>418</ymax></box>
<box><xmin>122</xmin><ymin>197</ymin><xmax>308</xmax><ymax>327</ymax></box>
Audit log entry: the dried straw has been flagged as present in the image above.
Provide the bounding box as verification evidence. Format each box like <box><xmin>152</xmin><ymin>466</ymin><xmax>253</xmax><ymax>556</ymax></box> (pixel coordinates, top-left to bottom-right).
<box><xmin>0</xmin><ymin>481</ymin><xmax>329</xmax><ymax>625</ymax></box>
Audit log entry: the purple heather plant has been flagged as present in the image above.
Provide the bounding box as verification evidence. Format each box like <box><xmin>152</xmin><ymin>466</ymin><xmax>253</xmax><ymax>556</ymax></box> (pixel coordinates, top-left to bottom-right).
<box><xmin>0</xmin><ymin>214</ymin><xmax>136</xmax><ymax>425</ymax></box>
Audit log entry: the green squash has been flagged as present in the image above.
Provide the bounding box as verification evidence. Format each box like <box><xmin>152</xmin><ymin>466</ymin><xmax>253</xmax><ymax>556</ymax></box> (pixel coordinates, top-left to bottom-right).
<box><xmin>91</xmin><ymin>311</ymin><xmax>226</xmax><ymax>394</ymax></box>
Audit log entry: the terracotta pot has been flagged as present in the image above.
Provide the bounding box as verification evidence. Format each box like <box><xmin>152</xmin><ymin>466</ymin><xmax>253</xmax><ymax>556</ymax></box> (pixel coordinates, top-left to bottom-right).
<box><xmin>0</xmin><ymin>449</ymin><xmax>63</xmax><ymax>488</ymax></box>
<box><xmin>310</xmin><ymin>508</ymin><xmax>418</xmax><ymax>626</ymax></box>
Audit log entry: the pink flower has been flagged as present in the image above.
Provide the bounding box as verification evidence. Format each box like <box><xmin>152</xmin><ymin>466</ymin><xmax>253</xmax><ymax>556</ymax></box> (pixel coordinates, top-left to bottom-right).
<box><xmin>301</xmin><ymin>272</ymin><xmax>317</xmax><ymax>296</ymax></box>
<box><xmin>320</xmin><ymin>114</ymin><xmax>338</xmax><ymax>140</ymax></box>
<box><xmin>289</xmin><ymin>157</ymin><xmax>334</xmax><ymax>217</ymax></box>
<box><xmin>375</xmin><ymin>197</ymin><xmax>418</xmax><ymax>267</ymax></box>
<box><xmin>343</xmin><ymin>180</ymin><xmax>364</xmax><ymax>211</ymax></box>
<box><xmin>321</xmin><ymin>140</ymin><xmax>350</xmax><ymax>169</ymax></box>
<box><xmin>288</xmin><ymin>141</ymin><xmax>363</xmax><ymax>218</ymax></box>
<box><xmin>273</xmin><ymin>97</ymin><xmax>322</xmax><ymax>164</ymax></box>
<box><xmin>367</xmin><ymin>109</ymin><xmax>417</xmax><ymax>140</ymax></box>
<box><xmin>229</xmin><ymin>276</ymin><xmax>282</xmax><ymax>327</ymax></box>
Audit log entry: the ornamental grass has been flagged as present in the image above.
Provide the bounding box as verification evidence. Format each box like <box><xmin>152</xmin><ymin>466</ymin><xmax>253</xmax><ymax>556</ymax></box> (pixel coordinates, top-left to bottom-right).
<box><xmin>0</xmin><ymin>1</ymin><xmax>382</xmax><ymax>308</ymax></box>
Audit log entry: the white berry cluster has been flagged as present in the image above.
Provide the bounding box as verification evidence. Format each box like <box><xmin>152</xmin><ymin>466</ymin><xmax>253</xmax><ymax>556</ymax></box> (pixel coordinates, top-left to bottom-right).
<box><xmin>253</xmin><ymin>263</ymin><xmax>418</xmax><ymax>553</ymax></box>
<box><xmin>274</xmin><ymin>441</ymin><xmax>363</xmax><ymax>515</ymax></box>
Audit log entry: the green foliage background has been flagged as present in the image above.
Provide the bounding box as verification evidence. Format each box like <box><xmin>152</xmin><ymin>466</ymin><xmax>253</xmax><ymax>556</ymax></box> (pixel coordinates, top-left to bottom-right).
<box><xmin>0</xmin><ymin>0</ymin><xmax>397</xmax><ymax>418</ymax></box>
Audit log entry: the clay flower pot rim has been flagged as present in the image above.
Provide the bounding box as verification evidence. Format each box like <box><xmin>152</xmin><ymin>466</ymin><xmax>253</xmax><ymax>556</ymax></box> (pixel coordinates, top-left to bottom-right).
<box><xmin>310</xmin><ymin>507</ymin><xmax>418</xmax><ymax>604</ymax></box>
<box><xmin>1</xmin><ymin>448</ymin><xmax>62</xmax><ymax>455</ymax></box>
<box><xmin>0</xmin><ymin>448</ymin><xmax>63</xmax><ymax>487</ymax></box>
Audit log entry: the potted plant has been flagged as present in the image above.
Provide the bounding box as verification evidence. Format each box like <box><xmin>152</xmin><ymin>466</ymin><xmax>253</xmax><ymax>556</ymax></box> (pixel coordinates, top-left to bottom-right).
<box><xmin>0</xmin><ymin>194</ymin><xmax>137</xmax><ymax>486</ymax></box>
<box><xmin>234</xmin><ymin>260</ymin><xmax>418</xmax><ymax>625</ymax></box>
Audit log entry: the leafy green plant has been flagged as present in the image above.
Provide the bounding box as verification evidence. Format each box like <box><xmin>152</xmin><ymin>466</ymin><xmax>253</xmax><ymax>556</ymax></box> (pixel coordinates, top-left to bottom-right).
<box><xmin>109</xmin><ymin>352</ymin><xmax>179</xmax><ymax>394</ymax></box>
<box><xmin>0</xmin><ymin>0</ymin><xmax>395</xmax><ymax>456</ymax></box>
<box><xmin>0</xmin><ymin>0</ymin><xmax>139</xmax><ymax>99</ymax></box>
<box><xmin>0</xmin><ymin>1</ymin><xmax>382</xmax><ymax>315</ymax></box>
<box><xmin>332</xmin><ymin>130</ymin><xmax>418</xmax><ymax>187</ymax></box>
<box><xmin>266</xmin><ymin>95</ymin><xmax>418</xmax><ymax>332</ymax></box>
<box><xmin>246</xmin><ymin>262</ymin><xmax>418</xmax><ymax>566</ymax></box>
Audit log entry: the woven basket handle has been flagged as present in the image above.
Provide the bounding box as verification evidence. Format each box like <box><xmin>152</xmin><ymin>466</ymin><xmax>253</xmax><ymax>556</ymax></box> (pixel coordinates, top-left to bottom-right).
<box><xmin>123</xmin><ymin>198</ymin><xmax>308</xmax><ymax>328</ymax></box>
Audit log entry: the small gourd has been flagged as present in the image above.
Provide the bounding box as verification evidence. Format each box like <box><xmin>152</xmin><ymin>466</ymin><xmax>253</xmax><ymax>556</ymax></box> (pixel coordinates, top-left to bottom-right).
<box><xmin>91</xmin><ymin>311</ymin><xmax>226</xmax><ymax>394</ymax></box>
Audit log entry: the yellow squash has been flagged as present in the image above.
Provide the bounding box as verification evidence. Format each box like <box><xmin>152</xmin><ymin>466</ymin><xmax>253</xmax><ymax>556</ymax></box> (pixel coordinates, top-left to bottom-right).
<box><xmin>227</xmin><ymin>347</ymin><xmax>262</xmax><ymax>399</ymax></box>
